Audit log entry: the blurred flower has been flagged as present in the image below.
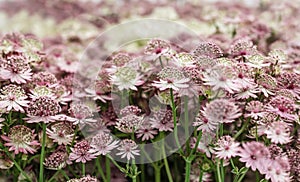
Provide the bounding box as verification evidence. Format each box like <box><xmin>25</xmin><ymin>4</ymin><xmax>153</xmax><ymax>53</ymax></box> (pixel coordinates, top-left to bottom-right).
<box><xmin>0</xmin><ymin>54</ymin><xmax>32</xmax><ymax>84</ymax></box>
<box><xmin>112</xmin><ymin>53</ymin><xmax>132</xmax><ymax>67</ymax></box>
<box><xmin>202</xmin><ymin>65</ymin><xmax>240</xmax><ymax>94</ymax></box>
<box><xmin>173</xmin><ymin>52</ymin><xmax>196</xmax><ymax>67</ymax></box>
<box><xmin>68</xmin><ymin>102</ymin><xmax>97</xmax><ymax>125</ymax></box>
<box><xmin>26</xmin><ymin>96</ymin><xmax>61</xmax><ymax>123</ymax></box>
<box><xmin>202</xmin><ymin>99</ymin><xmax>241</xmax><ymax>124</ymax></box>
<box><xmin>153</xmin><ymin>66</ymin><xmax>190</xmax><ymax>91</ymax></box>
<box><xmin>1</xmin><ymin>125</ymin><xmax>39</xmax><ymax>154</ymax></box>
<box><xmin>264</xmin><ymin>121</ymin><xmax>292</xmax><ymax>144</ymax></box>
<box><xmin>31</xmin><ymin>72</ymin><xmax>57</xmax><ymax>87</ymax></box>
<box><xmin>0</xmin><ymin>151</ymin><xmax>14</xmax><ymax>169</ymax></box>
<box><xmin>257</xmin><ymin>74</ymin><xmax>277</xmax><ymax>97</ymax></box>
<box><xmin>266</xmin><ymin>95</ymin><xmax>297</xmax><ymax>121</ymax></box>
<box><xmin>150</xmin><ymin>109</ymin><xmax>175</xmax><ymax>132</ymax></box>
<box><xmin>69</xmin><ymin>140</ymin><xmax>96</xmax><ymax>163</ymax></box>
<box><xmin>0</xmin><ymin>84</ymin><xmax>29</xmax><ymax>113</ymax></box>
<box><xmin>116</xmin><ymin>139</ymin><xmax>140</xmax><ymax>161</ymax></box>
<box><xmin>89</xmin><ymin>133</ymin><xmax>119</xmax><ymax>156</ymax></box>
<box><xmin>213</xmin><ymin>135</ymin><xmax>240</xmax><ymax>160</ymax></box>
<box><xmin>46</xmin><ymin>122</ymin><xmax>75</xmax><ymax>145</ymax></box>
<box><xmin>144</xmin><ymin>39</ymin><xmax>170</xmax><ymax>57</ymax></box>
<box><xmin>110</xmin><ymin>66</ymin><xmax>144</xmax><ymax>91</ymax></box>
<box><xmin>238</xmin><ymin>141</ymin><xmax>270</xmax><ymax>172</ymax></box>
<box><xmin>192</xmin><ymin>42</ymin><xmax>223</xmax><ymax>59</ymax></box>
<box><xmin>245</xmin><ymin>101</ymin><xmax>266</xmax><ymax>120</ymax></box>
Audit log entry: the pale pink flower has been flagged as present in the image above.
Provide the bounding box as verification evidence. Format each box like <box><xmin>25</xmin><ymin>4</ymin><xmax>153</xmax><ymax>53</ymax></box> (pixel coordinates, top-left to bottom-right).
<box><xmin>46</xmin><ymin>122</ymin><xmax>75</xmax><ymax>145</ymax></box>
<box><xmin>84</xmin><ymin>88</ymin><xmax>112</xmax><ymax>103</ymax></box>
<box><xmin>68</xmin><ymin>103</ymin><xmax>97</xmax><ymax>125</ymax></box>
<box><xmin>0</xmin><ymin>54</ymin><xmax>32</xmax><ymax>84</ymax></box>
<box><xmin>238</xmin><ymin>141</ymin><xmax>270</xmax><ymax>172</ymax></box>
<box><xmin>213</xmin><ymin>135</ymin><xmax>240</xmax><ymax>160</ymax></box>
<box><xmin>234</xmin><ymin>85</ymin><xmax>260</xmax><ymax>99</ymax></box>
<box><xmin>1</xmin><ymin>125</ymin><xmax>40</xmax><ymax>154</ymax></box>
<box><xmin>192</xmin><ymin>42</ymin><xmax>223</xmax><ymax>59</ymax></box>
<box><xmin>115</xmin><ymin>114</ymin><xmax>144</xmax><ymax>133</ymax></box>
<box><xmin>150</xmin><ymin>109</ymin><xmax>175</xmax><ymax>132</ymax></box>
<box><xmin>202</xmin><ymin>99</ymin><xmax>242</xmax><ymax>124</ymax></box>
<box><xmin>25</xmin><ymin>96</ymin><xmax>61</xmax><ymax>123</ymax></box>
<box><xmin>136</xmin><ymin>119</ymin><xmax>158</xmax><ymax>141</ymax></box>
<box><xmin>264</xmin><ymin>121</ymin><xmax>292</xmax><ymax>144</ymax></box>
<box><xmin>56</xmin><ymin>53</ymin><xmax>79</xmax><ymax>73</ymax></box>
<box><xmin>230</xmin><ymin>38</ymin><xmax>257</xmax><ymax>58</ymax></box>
<box><xmin>277</xmin><ymin>72</ymin><xmax>300</xmax><ymax>98</ymax></box>
<box><xmin>120</xmin><ymin>105</ymin><xmax>141</xmax><ymax>116</ymax></box>
<box><xmin>202</xmin><ymin>65</ymin><xmax>240</xmax><ymax>94</ymax></box>
<box><xmin>245</xmin><ymin>101</ymin><xmax>266</xmax><ymax>120</ymax></box>
<box><xmin>111</xmin><ymin>52</ymin><xmax>132</xmax><ymax>67</ymax></box>
<box><xmin>263</xmin><ymin>157</ymin><xmax>291</xmax><ymax>182</ymax></box>
<box><xmin>0</xmin><ymin>84</ymin><xmax>29</xmax><ymax>113</ymax></box>
<box><xmin>257</xmin><ymin>74</ymin><xmax>277</xmax><ymax>97</ymax></box>
<box><xmin>173</xmin><ymin>52</ymin><xmax>196</xmax><ymax>67</ymax></box>
<box><xmin>69</xmin><ymin>140</ymin><xmax>96</xmax><ymax>163</ymax></box>
<box><xmin>144</xmin><ymin>39</ymin><xmax>171</xmax><ymax>58</ymax></box>
<box><xmin>116</xmin><ymin>139</ymin><xmax>140</xmax><ymax>161</ymax></box>
<box><xmin>44</xmin><ymin>147</ymin><xmax>68</xmax><ymax>170</ymax></box>
<box><xmin>31</xmin><ymin>72</ymin><xmax>58</xmax><ymax>87</ymax></box>
<box><xmin>152</xmin><ymin>66</ymin><xmax>190</xmax><ymax>91</ymax></box>
<box><xmin>190</xmin><ymin>132</ymin><xmax>214</xmax><ymax>158</ymax></box>
<box><xmin>245</xmin><ymin>54</ymin><xmax>270</xmax><ymax>69</ymax></box>
<box><xmin>266</xmin><ymin>95</ymin><xmax>297</xmax><ymax>121</ymax></box>
<box><xmin>89</xmin><ymin>133</ymin><xmax>119</xmax><ymax>156</ymax></box>
<box><xmin>109</xmin><ymin>66</ymin><xmax>144</xmax><ymax>91</ymax></box>
<box><xmin>193</xmin><ymin>112</ymin><xmax>218</xmax><ymax>133</ymax></box>
<box><xmin>29</xmin><ymin>85</ymin><xmax>55</xmax><ymax>100</ymax></box>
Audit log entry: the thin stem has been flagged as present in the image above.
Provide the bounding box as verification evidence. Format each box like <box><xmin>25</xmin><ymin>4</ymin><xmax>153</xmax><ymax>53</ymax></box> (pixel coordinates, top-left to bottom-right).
<box><xmin>48</xmin><ymin>170</ymin><xmax>60</xmax><ymax>182</ymax></box>
<box><xmin>59</xmin><ymin>170</ymin><xmax>70</xmax><ymax>180</ymax></box>
<box><xmin>39</xmin><ymin>122</ymin><xmax>46</xmax><ymax>182</ymax></box>
<box><xmin>216</xmin><ymin>159</ymin><xmax>222</xmax><ymax>182</ymax></box>
<box><xmin>237</xmin><ymin>168</ymin><xmax>249</xmax><ymax>182</ymax></box>
<box><xmin>162</xmin><ymin>139</ymin><xmax>173</xmax><ymax>182</ymax></box>
<box><xmin>184</xmin><ymin>159</ymin><xmax>192</xmax><ymax>182</ymax></box>
<box><xmin>234</xmin><ymin>119</ymin><xmax>248</xmax><ymax>139</ymax></box>
<box><xmin>82</xmin><ymin>163</ymin><xmax>86</xmax><ymax>176</ymax></box>
<box><xmin>106</xmin><ymin>156</ymin><xmax>111</xmax><ymax>182</ymax></box>
<box><xmin>184</xmin><ymin>96</ymin><xmax>190</xmax><ymax>155</ymax></box>
<box><xmin>199</xmin><ymin>169</ymin><xmax>203</xmax><ymax>182</ymax></box>
<box><xmin>96</xmin><ymin>157</ymin><xmax>107</xmax><ymax>182</ymax></box>
<box><xmin>154</xmin><ymin>165</ymin><xmax>161</xmax><ymax>182</ymax></box>
<box><xmin>159</xmin><ymin>56</ymin><xmax>164</xmax><ymax>68</ymax></box>
<box><xmin>170</xmin><ymin>88</ymin><xmax>183</xmax><ymax>154</ymax></box>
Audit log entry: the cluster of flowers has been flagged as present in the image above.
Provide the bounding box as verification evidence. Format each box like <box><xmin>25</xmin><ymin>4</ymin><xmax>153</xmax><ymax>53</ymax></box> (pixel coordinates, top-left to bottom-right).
<box><xmin>1</xmin><ymin>0</ymin><xmax>300</xmax><ymax>182</ymax></box>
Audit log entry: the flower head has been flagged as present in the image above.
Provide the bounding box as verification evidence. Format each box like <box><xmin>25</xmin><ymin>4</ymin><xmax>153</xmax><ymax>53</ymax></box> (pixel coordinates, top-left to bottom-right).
<box><xmin>202</xmin><ymin>99</ymin><xmax>241</xmax><ymax>124</ymax></box>
<box><xmin>0</xmin><ymin>54</ymin><xmax>32</xmax><ymax>84</ymax></box>
<box><xmin>192</xmin><ymin>42</ymin><xmax>223</xmax><ymax>59</ymax></box>
<box><xmin>116</xmin><ymin>114</ymin><xmax>144</xmax><ymax>133</ymax></box>
<box><xmin>89</xmin><ymin>133</ymin><xmax>119</xmax><ymax>156</ymax></box>
<box><xmin>46</xmin><ymin>122</ymin><xmax>75</xmax><ymax>145</ymax></box>
<box><xmin>144</xmin><ymin>39</ymin><xmax>170</xmax><ymax>56</ymax></box>
<box><xmin>264</xmin><ymin>121</ymin><xmax>292</xmax><ymax>144</ymax></box>
<box><xmin>245</xmin><ymin>101</ymin><xmax>266</xmax><ymax>120</ymax></box>
<box><xmin>213</xmin><ymin>135</ymin><xmax>240</xmax><ymax>160</ymax></box>
<box><xmin>153</xmin><ymin>66</ymin><xmax>190</xmax><ymax>91</ymax></box>
<box><xmin>116</xmin><ymin>139</ymin><xmax>140</xmax><ymax>161</ymax></box>
<box><xmin>0</xmin><ymin>84</ymin><xmax>29</xmax><ymax>112</ymax></box>
<box><xmin>44</xmin><ymin>147</ymin><xmax>68</xmax><ymax>170</ymax></box>
<box><xmin>69</xmin><ymin>140</ymin><xmax>96</xmax><ymax>163</ymax></box>
<box><xmin>31</xmin><ymin>72</ymin><xmax>57</xmax><ymax>87</ymax></box>
<box><xmin>112</xmin><ymin>53</ymin><xmax>132</xmax><ymax>67</ymax></box>
<box><xmin>68</xmin><ymin>103</ymin><xmax>96</xmax><ymax>125</ymax></box>
<box><xmin>26</xmin><ymin>96</ymin><xmax>61</xmax><ymax>123</ymax></box>
<box><xmin>150</xmin><ymin>109</ymin><xmax>175</xmax><ymax>132</ymax></box>
<box><xmin>266</xmin><ymin>95</ymin><xmax>297</xmax><ymax>120</ymax></box>
<box><xmin>1</xmin><ymin>125</ymin><xmax>39</xmax><ymax>154</ymax></box>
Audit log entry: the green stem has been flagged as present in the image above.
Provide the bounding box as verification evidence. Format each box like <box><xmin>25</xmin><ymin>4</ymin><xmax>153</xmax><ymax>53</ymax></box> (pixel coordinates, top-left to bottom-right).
<box><xmin>184</xmin><ymin>159</ymin><xmax>192</xmax><ymax>182</ymax></box>
<box><xmin>154</xmin><ymin>165</ymin><xmax>161</xmax><ymax>182</ymax></box>
<box><xmin>184</xmin><ymin>96</ymin><xmax>190</xmax><ymax>155</ymax></box>
<box><xmin>59</xmin><ymin>169</ymin><xmax>70</xmax><ymax>180</ymax></box>
<box><xmin>199</xmin><ymin>169</ymin><xmax>203</xmax><ymax>182</ymax></box>
<box><xmin>234</xmin><ymin>119</ymin><xmax>248</xmax><ymax>139</ymax></box>
<box><xmin>39</xmin><ymin>122</ymin><xmax>46</xmax><ymax>182</ymax></box>
<box><xmin>216</xmin><ymin>159</ymin><xmax>222</xmax><ymax>182</ymax></box>
<box><xmin>82</xmin><ymin>163</ymin><xmax>86</xmax><ymax>176</ymax></box>
<box><xmin>159</xmin><ymin>56</ymin><xmax>164</xmax><ymax>68</ymax></box>
<box><xmin>96</xmin><ymin>157</ymin><xmax>107</xmax><ymax>182</ymax></box>
<box><xmin>237</xmin><ymin>168</ymin><xmax>249</xmax><ymax>182</ymax></box>
<box><xmin>106</xmin><ymin>156</ymin><xmax>111</xmax><ymax>182</ymax></box>
<box><xmin>48</xmin><ymin>170</ymin><xmax>60</xmax><ymax>182</ymax></box>
<box><xmin>170</xmin><ymin>88</ymin><xmax>183</xmax><ymax>154</ymax></box>
<box><xmin>162</xmin><ymin>139</ymin><xmax>173</xmax><ymax>182</ymax></box>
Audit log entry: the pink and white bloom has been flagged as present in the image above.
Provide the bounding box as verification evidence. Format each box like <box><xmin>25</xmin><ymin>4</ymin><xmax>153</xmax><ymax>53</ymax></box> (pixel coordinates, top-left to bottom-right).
<box><xmin>68</xmin><ymin>103</ymin><xmax>97</xmax><ymax>125</ymax></box>
<box><xmin>266</xmin><ymin>95</ymin><xmax>297</xmax><ymax>121</ymax></box>
<box><xmin>69</xmin><ymin>140</ymin><xmax>96</xmax><ymax>163</ymax></box>
<box><xmin>1</xmin><ymin>125</ymin><xmax>40</xmax><ymax>154</ymax></box>
<box><xmin>46</xmin><ymin>122</ymin><xmax>75</xmax><ymax>145</ymax></box>
<box><xmin>116</xmin><ymin>139</ymin><xmax>140</xmax><ymax>161</ymax></box>
<box><xmin>264</xmin><ymin>121</ymin><xmax>292</xmax><ymax>144</ymax></box>
<box><xmin>89</xmin><ymin>133</ymin><xmax>119</xmax><ymax>156</ymax></box>
<box><xmin>0</xmin><ymin>84</ymin><xmax>29</xmax><ymax>113</ymax></box>
<box><xmin>213</xmin><ymin>135</ymin><xmax>240</xmax><ymax>160</ymax></box>
<box><xmin>245</xmin><ymin>101</ymin><xmax>266</xmax><ymax>120</ymax></box>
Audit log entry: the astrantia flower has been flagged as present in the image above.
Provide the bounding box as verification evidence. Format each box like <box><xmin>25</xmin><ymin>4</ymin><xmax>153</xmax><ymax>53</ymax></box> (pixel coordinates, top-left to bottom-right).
<box><xmin>238</xmin><ymin>141</ymin><xmax>270</xmax><ymax>172</ymax></box>
<box><xmin>112</xmin><ymin>52</ymin><xmax>132</xmax><ymax>67</ymax></box>
<box><xmin>277</xmin><ymin>72</ymin><xmax>300</xmax><ymax>98</ymax></box>
<box><xmin>110</xmin><ymin>66</ymin><xmax>144</xmax><ymax>91</ymax></box>
<box><xmin>193</xmin><ymin>112</ymin><xmax>218</xmax><ymax>133</ymax></box>
<box><xmin>213</xmin><ymin>135</ymin><xmax>240</xmax><ymax>160</ymax></box>
<box><xmin>136</xmin><ymin>119</ymin><xmax>158</xmax><ymax>141</ymax></box>
<box><xmin>0</xmin><ymin>84</ymin><xmax>29</xmax><ymax>112</ymax></box>
<box><xmin>44</xmin><ymin>148</ymin><xmax>68</xmax><ymax>170</ymax></box>
<box><xmin>263</xmin><ymin>157</ymin><xmax>291</xmax><ymax>182</ymax></box>
<box><xmin>150</xmin><ymin>109</ymin><xmax>175</xmax><ymax>132</ymax></box>
<box><xmin>115</xmin><ymin>114</ymin><xmax>144</xmax><ymax>133</ymax></box>
<box><xmin>68</xmin><ymin>103</ymin><xmax>97</xmax><ymax>125</ymax></box>
<box><xmin>264</xmin><ymin>121</ymin><xmax>292</xmax><ymax>144</ymax></box>
<box><xmin>1</xmin><ymin>125</ymin><xmax>39</xmax><ymax>154</ymax></box>
<box><xmin>46</xmin><ymin>122</ymin><xmax>75</xmax><ymax>145</ymax></box>
<box><xmin>202</xmin><ymin>99</ymin><xmax>241</xmax><ymax>124</ymax></box>
<box><xmin>235</xmin><ymin>85</ymin><xmax>260</xmax><ymax>99</ymax></box>
<box><xmin>0</xmin><ymin>54</ymin><xmax>32</xmax><ymax>84</ymax></box>
<box><xmin>89</xmin><ymin>133</ymin><xmax>119</xmax><ymax>156</ymax></box>
<box><xmin>67</xmin><ymin>175</ymin><xmax>99</xmax><ymax>182</ymax></box>
<box><xmin>120</xmin><ymin>105</ymin><xmax>141</xmax><ymax>116</ymax></box>
<box><xmin>152</xmin><ymin>66</ymin><xmax>190</xmax><ymax>91</ymax></box>
<box><xmin>26</xmin><ymin>96</ymin><xmax>61</xmax><ymax>123</ymax></box>
<box><xmin>202</xmin><ymin>65</ymin><xmax>240</xmax><ymax>93</ymax></box>
<box><xmin>29</xmin><ymin>85</ymin><xmax>55</xmax><ymax>100</ymax></box>
<box><xmin>230</xmin><ymin>38</ymin><xmax>256</xmax><ymax>58</ymax></box>
<box><xmin>257</xmin><ymin>74</ymin><xmax>277</xmax><ymax>97</ymax></box>
<box><xmin>69</xmin><ymin>140</ymin><xmax>96</xmax><ymax>163</ymax></box>
<box><xmin>245</xmin><ymin>54</ymin><xmax>270</xmax><ymax>68</ymax></box>
<box><xmin>192</xmin><ymin>42</ymin><xmax>223</xmax><ymax>59</ymax></box>
<box><xmin>190</xmin><ymin>132</ymin><xmax>214</xmax><ymax>158</ymax></box>
<box><xmin>144</xmin><ymin>39</ymin><xmax>170</xmax><ymax>57</ymax></box>
<box><xmin>31</xmin><ymin>72</ymin><xmax>57</xmax><ymax>87</ymax></box>
<box><xmin>56</xmin><ymin>52</ymin><xmax>79</xmax><ymax>73</ymax></box>
<box><xmin>266</xmin><ymin>95</ymin><xmax>297</xmax><ymax>120</ymax></box>
<box><xmin>116</xmin><ymin>139</ymin><xmax>140</xmax><ymax>161</ymax></box>
<box><xmin>245</xmin><ymin>101</ymin><xmax>266</xmax><ymax>120</ymax></box>
<box><xmin>173</xmin><ymin>52</ymin><xmax>196</xmax><ymax>67</ymax></box>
